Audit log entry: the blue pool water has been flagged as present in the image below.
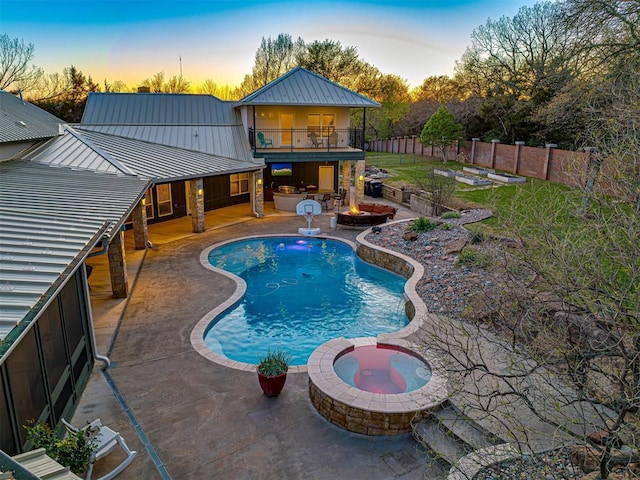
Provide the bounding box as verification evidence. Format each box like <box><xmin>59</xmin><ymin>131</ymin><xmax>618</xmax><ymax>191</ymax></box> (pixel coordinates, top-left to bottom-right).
<box><xmin>203</xmin><ymin>237</ymin><xmax>408</xmax><ymax>366</ymax></box>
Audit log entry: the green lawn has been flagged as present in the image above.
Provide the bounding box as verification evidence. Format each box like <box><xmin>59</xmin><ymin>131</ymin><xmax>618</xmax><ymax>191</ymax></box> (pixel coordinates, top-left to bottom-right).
<box><xmin>365</xmin><ymin>152</ymin><xmax>581</xmax><ymax>235</ymax></box>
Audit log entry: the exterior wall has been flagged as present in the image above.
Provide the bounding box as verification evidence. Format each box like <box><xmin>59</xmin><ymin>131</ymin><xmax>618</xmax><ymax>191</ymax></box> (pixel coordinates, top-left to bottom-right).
<box><xmin>263</xmin><ymin>161</ymin><xmax>339</xmax><ymax>195</ymax></box>
<box><xmin>0</xmin><ymin>269</ymin><xmax>94</xmax><ymax>455</ymax></box>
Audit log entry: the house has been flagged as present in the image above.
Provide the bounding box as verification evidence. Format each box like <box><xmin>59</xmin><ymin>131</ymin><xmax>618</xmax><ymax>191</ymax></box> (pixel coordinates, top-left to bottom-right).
<box><xmin>237</xmin><ymin>66</ymin><xmax>380</xmax><ymax>203</ymax></box>
<box><xmin>0</xmin><ymin>90</ymin><xmax>150</xmax><ymax>456</ymax></box>
<box><xmin>0</xmin><ymin>66</ymin><xmax>380</xmax><ymax>457</ymax></box>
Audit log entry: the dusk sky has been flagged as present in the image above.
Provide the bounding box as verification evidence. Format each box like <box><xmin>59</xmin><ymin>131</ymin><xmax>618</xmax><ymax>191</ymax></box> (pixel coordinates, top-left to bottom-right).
<box><xmin>2</xmin><ymin>0</ymin><xmax>537</xmax><ymax>89</ymax></box>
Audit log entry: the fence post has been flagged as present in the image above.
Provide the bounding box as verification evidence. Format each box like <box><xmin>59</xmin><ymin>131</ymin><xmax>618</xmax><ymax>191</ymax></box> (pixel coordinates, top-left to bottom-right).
<box><xmin>543</xmin><ymin>143</ymin><xmax>557</xmax><ymax>180</ymax></box>
<box><xmin>490</xmin><ymin>139</ymin><xmax>500</xmax><ymax>169</ymax></box>
<box><xmin>514</xmin><ymin>141</ymin><xmax>525</xmax><ymax>174</ymax></box>
<box><xmin>470</xmin><ymin>138</ymin><xmax>479</xmax><ymax>164</ymax></box>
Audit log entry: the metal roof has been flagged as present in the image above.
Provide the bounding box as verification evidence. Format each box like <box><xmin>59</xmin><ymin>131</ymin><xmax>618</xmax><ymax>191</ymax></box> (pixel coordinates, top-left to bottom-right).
<box><xmin>80</xmin><ymin>92</ymin><xmax>255</xmax><ymax>161</ymax></box>
<box><xmin>238</xmin><ymin>67</ymin><xmax>381</xmax><ymax>107</ymax></box>
<box><xmin>24</xmin><ymin>125</ymin><xmax>135</xmax><ymax>175</ymax></box>
<box><xmin>77</xmin><ymin>124</ymin><xmax>255</xmax><ymax>162</ymax></box>
<box><xmin>0</xmin><ymin>160</ymin><xmax>150</xmax><ymax>344</ymax></box>
<box><xmin>81</xmin><ymin>92</ymin><xmax>238</xmax><ymax>124</ymax></box>
<box><xmin>0</xmin><ymin>207</ymin><xmax>108</xmax><ymax>347</ymax></box>
<box><xmin>75</xmin><ymin>128</ymin><xmax>263</xmax><ymax>182</ymax></box>
<box><xmin>0</xmin><ymin>90</ymin><xmax>63</xmax><ymax>143</ymax></box>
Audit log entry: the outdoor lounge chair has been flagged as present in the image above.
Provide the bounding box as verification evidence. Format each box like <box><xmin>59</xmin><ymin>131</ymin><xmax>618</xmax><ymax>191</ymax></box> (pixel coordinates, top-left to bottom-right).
<box><xmin>309</xmin><ymin>132</ymin><xmax>321</xmax><ymax>148</ymax></box>
<box><xmin>257</xmin><ymin>132</ymin><xmax>273</xmax><ymax>148</ymax></box>
<box><xmin>320</xmin><ymin>192</ymin><xmax>332</xmax><ymax>211</ymax></box>
<box><xmin>62</xmin><ymin>418</ymin><xmax>137</xmax><ymax>480</ymax></box>
<box><xmin>329</xmin><ymin>132</ymin><xmax>338</xmax><ymax>148</ymax></box>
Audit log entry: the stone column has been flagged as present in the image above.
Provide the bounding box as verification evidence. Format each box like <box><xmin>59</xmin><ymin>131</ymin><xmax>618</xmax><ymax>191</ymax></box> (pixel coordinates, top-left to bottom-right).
<box><xmin>514</xmin><ymin>141</ymin><xmax>525</xmax><ymax>174</ymax></box>
<box><xmin>107</xmin><ymin>229</ymin><xmax>128</xmax><ymax>298</ymax></box>
<box><xmin>131</xmin><ymin>200</ymin><xmax>148</xmax><ymax>250</ymax></box>
<box><xmin>253</xmin><ymin>171</ymin><xmax>264</xmax><ymax>218</ymax></box>
<box><xmin>189</xmin><ymin>178</ymin><xmax>205</xmax><ymax>233</ymax></box>
<box><xmin>341</xmin><ymin>161</ymin><xmax>351</xmax><ymax>207</ymax></box>
<box><xmin>490</xmin><ymin>139</ymin><xmax>500</xmax><ymax>169</ymax></box>
<box><xmin>542</xmin><ymin>143</ymin><xmax>557</xmax><ymax>180</ymax></box>
<box><xmin>354</xmin><ymin>160</ymin><xmax>366</xmax><ymax>207</ymax></box>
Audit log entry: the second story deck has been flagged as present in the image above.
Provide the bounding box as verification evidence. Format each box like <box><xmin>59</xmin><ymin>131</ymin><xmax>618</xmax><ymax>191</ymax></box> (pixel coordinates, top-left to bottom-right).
<box><xmin>249</xmin><ymin>127</ymin><xmax>366</xmax><ymax>161</ymax></box>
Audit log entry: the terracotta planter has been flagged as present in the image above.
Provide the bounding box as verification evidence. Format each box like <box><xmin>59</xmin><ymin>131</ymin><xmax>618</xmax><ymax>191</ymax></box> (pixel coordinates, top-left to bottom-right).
<box><xmin>257</xmin><ymin>369</ymin><xmax>288</xmax><ymax>397</ymax></box>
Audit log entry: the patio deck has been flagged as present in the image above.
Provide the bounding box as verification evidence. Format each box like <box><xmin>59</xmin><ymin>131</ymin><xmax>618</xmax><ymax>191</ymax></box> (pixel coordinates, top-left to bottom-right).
<box><xmin>74</xmin><ymin>199</ymin><xmax>444</xmax><ymax>479</ymax></box>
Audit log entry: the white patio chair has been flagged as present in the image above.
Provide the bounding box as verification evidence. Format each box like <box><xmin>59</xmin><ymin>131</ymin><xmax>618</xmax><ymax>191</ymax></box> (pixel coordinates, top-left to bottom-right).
<box><xmin>61</xmin><ymin>418</ymin><xmax>137</xmax><ymax>480</ymax></box>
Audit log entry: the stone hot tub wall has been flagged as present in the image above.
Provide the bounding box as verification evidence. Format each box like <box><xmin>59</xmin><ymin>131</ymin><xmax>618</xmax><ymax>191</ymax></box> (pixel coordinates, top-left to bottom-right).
<box><xmin>307</xmin><ymin>337</ymin><xmax>449</xmax><ymax>436</ymax></box>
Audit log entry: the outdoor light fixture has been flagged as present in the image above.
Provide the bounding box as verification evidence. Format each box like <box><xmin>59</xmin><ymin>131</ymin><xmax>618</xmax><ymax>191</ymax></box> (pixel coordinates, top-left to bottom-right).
<box><xmin>257</xmin><ymin>178</ymin><xmax>263</xmax><ymax>185</ymax></box>
<box><xmin>358</xmin><ymin>175</ymin><xmax>364</xmax><ymax>181</ymax></box>
<box><xmin>141</xmin><ymin>197</ymin><xmax>146</xmax><ymax>206</ymax></box>
<box><xmin>197</xmin><ymin>188</ymin><xmax>203</xmax><ymax>196</ymax></box>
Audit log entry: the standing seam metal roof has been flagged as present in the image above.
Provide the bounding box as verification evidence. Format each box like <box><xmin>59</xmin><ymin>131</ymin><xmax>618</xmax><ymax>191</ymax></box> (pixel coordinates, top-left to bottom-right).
<box><xmin>0</xmin><ymin>91</ymin><xmax>63</xmax><ymax>143</ymax></box>
<box><xmin>0</xmin><ymin>160</ymin><xmax>150</xmax><ymax>343</ymax></box>
<box><xmin>74</xmin><ymin>129</ymin><xmax>263</xmax><ymax>181</ymax></box>
<box><xmin>238</xmin><ymin>67</ymin><xmax>381</xmax><ymax>107</ymax></box>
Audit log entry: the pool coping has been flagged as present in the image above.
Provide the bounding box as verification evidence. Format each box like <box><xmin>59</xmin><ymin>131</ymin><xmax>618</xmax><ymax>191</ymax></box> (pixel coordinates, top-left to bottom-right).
<box><xmin>190</xmin><ymin>228</ymin><xmax>429</xmax><ymax>373</ymax></box>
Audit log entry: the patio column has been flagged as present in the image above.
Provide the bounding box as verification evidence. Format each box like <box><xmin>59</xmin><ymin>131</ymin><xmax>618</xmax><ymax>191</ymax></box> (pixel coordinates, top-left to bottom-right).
<box><xmin>131</xmin><ymin>200</ymin><xmax>148</xmax><ymax>250</ymax></box>
<box><xmin>108</xmin><ymin>229</ymin><xmax>128</xmax><ymax>298</ymax></box>
<box><xmin>188</xmin><ymin>178</ymin><xmax>205</xmax><ymax>233</ymax></box>
<box><xmin>341</xmin><ymin>161</ymin><xmax>351</xmax><ymax>207</ymax></box>
<box><xmin>354</xmin><ymin>160</ymin><xmax>365</xmax><ymax>207</ymax></box>
<box><xmin>252</xmin><ymin>171</ymin><xmax>264</xmax><ymax>218</ymax></box>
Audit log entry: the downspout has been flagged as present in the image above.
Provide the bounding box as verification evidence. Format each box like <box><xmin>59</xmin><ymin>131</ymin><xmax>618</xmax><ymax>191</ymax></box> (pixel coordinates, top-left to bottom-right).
<box><xmin>82</xmin><ymin>252</ymin><xmax>111</xmax><ymax>367</ymax></box>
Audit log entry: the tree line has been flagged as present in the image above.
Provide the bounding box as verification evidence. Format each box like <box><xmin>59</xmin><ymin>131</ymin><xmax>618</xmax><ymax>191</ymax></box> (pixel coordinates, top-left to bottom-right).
<box><xmin>1</xmin><ymin>0</ymin><xmax>638</xmax><ymax>150</ymax></box>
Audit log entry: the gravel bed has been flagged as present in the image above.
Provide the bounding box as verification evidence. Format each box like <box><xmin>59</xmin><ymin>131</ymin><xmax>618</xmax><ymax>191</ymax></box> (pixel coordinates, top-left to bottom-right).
<box><xmin>365</xmin><ymin>209</ymin><xmax>499</xmax><ymax>320</ymax></box>
<box><xmin>365</xmin><ymin>209</ymin><xmax>587</xmax><ymax>480</ymax></box>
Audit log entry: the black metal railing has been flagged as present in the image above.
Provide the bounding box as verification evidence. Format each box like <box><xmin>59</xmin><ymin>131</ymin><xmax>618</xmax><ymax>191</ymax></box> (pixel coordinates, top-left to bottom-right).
<box><xmin>249</xmin><ymin>127</ymin><xmax>364</xmax><ymax>152</ymax></box>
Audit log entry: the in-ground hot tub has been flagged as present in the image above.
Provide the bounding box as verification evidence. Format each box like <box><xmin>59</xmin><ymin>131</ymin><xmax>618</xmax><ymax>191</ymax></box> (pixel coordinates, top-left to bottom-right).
<box><xmin>308</xmin><ymin>337</ymin><xmax>448</xmax><ymax>436</ymax></box>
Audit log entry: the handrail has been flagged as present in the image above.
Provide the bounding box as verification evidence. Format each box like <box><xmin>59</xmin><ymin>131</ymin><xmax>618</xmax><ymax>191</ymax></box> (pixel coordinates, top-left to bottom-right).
<box><xmin>249</xmin><ymin>127</ymin><xmax>364</xmax><ymax>151</ymax></box>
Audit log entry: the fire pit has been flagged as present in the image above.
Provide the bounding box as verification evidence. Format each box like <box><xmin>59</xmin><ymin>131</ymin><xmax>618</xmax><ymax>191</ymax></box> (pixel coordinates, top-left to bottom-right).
<box><xmin>336</xmin><ymin>210</ymin><xmax>388</xmax><ymax>227</ymax></box>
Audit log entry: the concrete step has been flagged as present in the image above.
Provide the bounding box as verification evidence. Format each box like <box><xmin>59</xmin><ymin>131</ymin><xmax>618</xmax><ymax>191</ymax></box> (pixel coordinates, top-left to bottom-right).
<box><xmin>432</xmin><ymin>407</ymin><xmax>499</xmax><ymax>450</ymax></box>
<box><xmin>413</xmin><ymin>419</ymin><xmax>471</xmax><ymax>466</ymax></box>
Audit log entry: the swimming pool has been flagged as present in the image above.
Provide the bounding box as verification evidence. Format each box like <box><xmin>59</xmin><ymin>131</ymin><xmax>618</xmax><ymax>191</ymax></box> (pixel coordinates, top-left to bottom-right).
<box><xmin>202</xmin><ymin>237</ymin><xmax>408</xmax><ymax>366</ymax></box>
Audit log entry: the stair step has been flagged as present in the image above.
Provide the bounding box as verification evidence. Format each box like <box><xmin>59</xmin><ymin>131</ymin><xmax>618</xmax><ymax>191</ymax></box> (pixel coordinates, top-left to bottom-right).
<box><xmin>432</xmin><ymin>407</ymin><xmax>497</xmax><ymax>450</ymax></box>
<box><xmin>413</xmin><ymin>420</ymin><xmax>471</xmax><ymax>466</ymax></box>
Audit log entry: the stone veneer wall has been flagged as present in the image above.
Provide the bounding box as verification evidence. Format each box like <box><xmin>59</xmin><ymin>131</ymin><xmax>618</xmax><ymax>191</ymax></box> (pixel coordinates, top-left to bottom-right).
<box><xmin>308</xmin><ymin>380</ymin><xmax>430</xmax><ymax>435</ymax></box>
<box><xmin>356</xmin><ymin>244</ymin><xmax>413</xmax><ymax>278</ymax></box>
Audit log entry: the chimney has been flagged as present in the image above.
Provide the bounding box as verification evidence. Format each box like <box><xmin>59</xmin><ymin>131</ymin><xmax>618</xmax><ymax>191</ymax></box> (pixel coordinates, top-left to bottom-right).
<box><xmin>137</xmin><ymin>86</ymin><xmax>150</xmax><ymax>93</ymax></box>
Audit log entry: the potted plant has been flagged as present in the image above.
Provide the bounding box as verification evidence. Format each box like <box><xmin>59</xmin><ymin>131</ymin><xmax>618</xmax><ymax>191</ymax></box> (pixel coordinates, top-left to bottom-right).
<box><xmin>257</xmin><ymin>349</ymin><xmax>290</xmax><ymax>397</ymax></box>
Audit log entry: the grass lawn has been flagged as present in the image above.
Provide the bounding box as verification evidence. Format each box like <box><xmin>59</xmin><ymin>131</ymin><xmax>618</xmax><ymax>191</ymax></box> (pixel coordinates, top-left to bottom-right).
<box><xmin>365</xmin><ymin>152</ymin><xmax>581</xmax><ymax>236</ymax></box>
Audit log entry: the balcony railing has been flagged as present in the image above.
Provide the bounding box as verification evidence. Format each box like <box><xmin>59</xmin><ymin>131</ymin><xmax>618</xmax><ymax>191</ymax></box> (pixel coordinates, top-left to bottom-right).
<box><xmin>249</xmin><ymin>127</ymin><xmax>364</xmax><ymax>152</ymax></box>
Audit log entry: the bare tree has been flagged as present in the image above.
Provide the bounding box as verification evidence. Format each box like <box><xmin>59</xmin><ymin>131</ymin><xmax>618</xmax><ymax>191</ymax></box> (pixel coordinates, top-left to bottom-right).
<box><xmin>0</xmin><ymin>34</ymin><xmax>43</xmax><ymax>92</ymax></box>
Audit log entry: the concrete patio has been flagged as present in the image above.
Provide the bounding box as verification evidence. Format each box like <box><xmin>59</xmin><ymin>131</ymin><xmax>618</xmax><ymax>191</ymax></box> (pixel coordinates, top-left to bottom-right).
<box><xmin>72</xmin><ymin>199</ymin><xmax>449</xmax><ymax>479</ymax></box>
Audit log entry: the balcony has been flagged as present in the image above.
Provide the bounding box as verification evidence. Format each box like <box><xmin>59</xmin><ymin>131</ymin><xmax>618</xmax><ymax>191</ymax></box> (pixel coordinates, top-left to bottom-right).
<box><xmin>249</xmin><ymin>128</ymin><xmax>365</xmax><ymax>154</ymax></box>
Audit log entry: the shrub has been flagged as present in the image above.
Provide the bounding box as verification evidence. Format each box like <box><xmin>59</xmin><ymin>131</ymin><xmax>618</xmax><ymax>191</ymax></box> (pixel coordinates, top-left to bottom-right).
<box><xmin>24</xmin><ymin>421</ymin><xmax>96</xmax><ymax>475</ymax></box>
<box><xmin>469</xmin><ymin>229</ymin><xmax>486</xmax><ymax>244</ymax></box>
<box><xmin>410</xmin><ymin>217</ymin><xmax>438</xmax><ymax>232</ymax></box>
<box><xmin>457</xmin><ymin>247</ymin><xmax>491</xmax><ymax>267</ymax></box>
<box><xmin>257</xmin><ymin>349</ymin><xmax>289</xmax><ymax>376</ymax></box>
<box><xmin>441</xmin><ymin>211</ymin><xmax>461</xmax><ymax>219</ymax></box>
<box><xmin>441</xmin><ymin>223</ymin><xmax>451</xmax><ymax>231</ymax></box>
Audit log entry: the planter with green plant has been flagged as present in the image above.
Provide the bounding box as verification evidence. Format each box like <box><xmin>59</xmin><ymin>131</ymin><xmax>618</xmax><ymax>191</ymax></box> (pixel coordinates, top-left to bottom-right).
<box><xmin>257</xmin><ymin>349</ymin><xmax>290</xmax><ymax>397</ymax></box>
<box><xmin>23</xmin><ymin>421</ymin><xmax>97</xmax><ymax>476</ymax></box>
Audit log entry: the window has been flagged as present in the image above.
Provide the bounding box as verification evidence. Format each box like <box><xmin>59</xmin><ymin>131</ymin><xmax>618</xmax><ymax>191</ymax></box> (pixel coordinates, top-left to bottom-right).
<box><xmin>230</xmin><ymin>173</ymin><xmax>249</xmax><ymax>196</ymax></box>
<box><xmin>144</xmin><ymin>188</ymin><xmax>154</xmax><ymax>220</ymax></box>
<box><xmin>307</xmin><ymin>114</ymin><xmax>335</xmax><ymax>137</ymax></box>
<box><xmin>156</xmin><ymin>184</ymin><xmax>173</xmax><ymax>217</ymax></box>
